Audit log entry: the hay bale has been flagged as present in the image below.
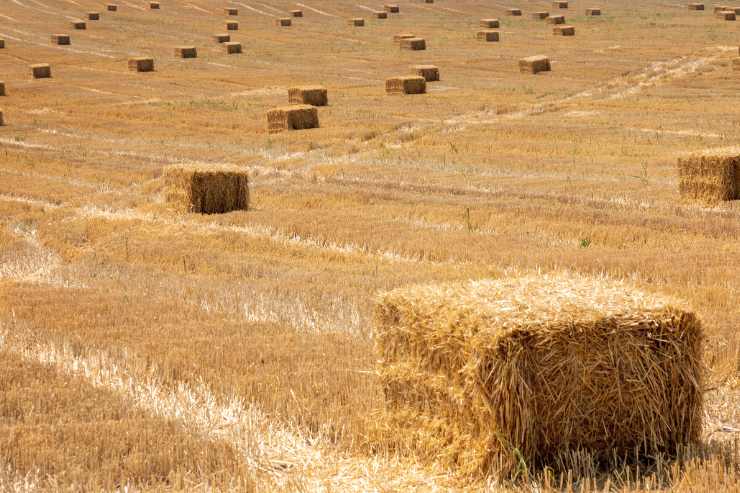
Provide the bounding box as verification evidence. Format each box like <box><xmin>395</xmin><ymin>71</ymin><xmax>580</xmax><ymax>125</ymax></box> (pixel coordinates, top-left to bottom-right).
<box><xmin>107</xmin><ymin>4</ymin><xmax>118</xmax><ymax>11</ymax></box>
<box><xmin>0</xmin><ymin>82</ymin><xmax>5</xmax><ymax>96</ymax></box>
<box><xmin>87</xmin><ymin>12</ymin><xmax>100</xmax><ymax>20</ymax></box>
<box><xmin>411</xmin><ymin>64</ymin><xmax>439</xmax><ymax>81</ymax></box>
<box><xmin>163</xmin><ymin>164</ymin><xmax>249</xmax><ymax>214</ymax></box>
<box><xmin>31</xmin><ymin>64</ymin><xmax>51</xmax><ymax>79</ymax></box>
<box><xmin>225</xmin><ymin>7</ymin><xmax>238</xmax><ymax>15</ymax></box>
<box><xmin>0</xmin><ymin>39</ymin><xmax>4</xmax><ymax>49</ymax></box>
<box><xmin>476</xmin><ymin>30</ymin><xmax>500</xmax><ymax>42</ymax></box>
<box><xmin>531</xmin><ymin>11</ymin><xmax>549</xmax><ymax>19</ymax></box>
<box><xmin>519</xmin><ymin>55</ymin><xmax>550</xmax><ymax>73</ymax></box>
<box><xmin>507</xmin><ymin>8</ymin><xmax>522</xmax><ymax>15</ymax></box>
<box><xmin>553</xmin><ymin>0</ymin><xmax>568</xmax><ymax>8</ymax></box>
<box><xmin>553</xmin><ymin>24</ymin><xmax>575</xmax><ymax>35</ymax></box>
<box><xmin>400</xmin><ymin>37</ymin><xmax>426</xmax><ymax>50</ymax></box>
<box><xmin>716</xmin><ymin>10</ymin><xmax>736</xmax><ymax>19</ymax></box>
<box><xmin>71</xmin><ymin>20</ymin><xmax>86</xmax><ymax>30</ymax></box>
<box><xmin>226</xmin><ymin>20</ymin><xmax>239</xmax><ymax>30</ymax></box>
<box><xmin>51</xmin><ymin>34</ymin><xmax>71</xmax><ymax>45</ymax></box>
<box><xmin>267</xmin><ymin>104</ymin><xmax>319</xmax><ymax>133</ymax></box>
<box><xmin>224</xmin><ymin>41</ymin><xmax>242</xmax><ymax>54</ymax></box>
<box><xmin>150</xmin><ymin>1</ymin><xmax>160</xmax><ymax>9</ymax></box>
<box><xmin>678</xmin><ymin>149</ymin><xmax>740</xmax><ymax>202</ymax></box>
<box><xmin>375</xmin><ymin>11</ymin><xmax>388</xmax><ymax>18</ymax></box>
<box><xmin>385</xmin><ymin>4</ymin><xmax>400</xmax><ymax>13</ymax></box>
<box><xmin>547</xmin><ymin>14</ymin><xmax>566</xmax><ymax>23</ymax></box>
<box><xmin>349</xmin><ymin>18</ymin><xmax>365</xmax><ymax>26</ymax></box>
<box><xmin>687</xmin><ymin>3</ymin><xmax>704</xmax><ymax>10</ymax></box>
<box><xmin>291</xmin><ymin>9</ymin><xmax>303</xmax><ymax>17</ymax></box>
<box><xmin>275</xmin><ymin>18</ymin><xmax>292</xmax><ymax>26</ymax></box>
<box><xmin>128</xmin><ymin>57</ymin><xmax>154</xmax><ymax>72</ymax></box>
<box><xmin>586</xmin><ymin>7</ymin><xmax>602</xmax><ymax>15</ymax></box>
<box><xmin>288</xmin><ymin>85</ymin><xmax>328</xmax><ymax>106</ymax></box>
<box><xmin>175</xmin><ymin>46</ymin><xmax>197</xmax><ymax>58</ymax></box>
<box><xmin>479</xmin><ymin>18</ymin><xmax>500</xmax><ymax>28</ymax></box>
<box><xmin>385</xmin><ymin>76</ymin><xmax>426</xmax><ymax>95</ymax></box>
<box><xmin>213</xmin><ymin>33</ymin><xmax>231</xmax><ymax>43</ymax></box>
<box><xmin>374</xmin><ymin>273</ymin><xmax>704</xmax><ymax>480</ymax></box>
<box><xmin>394</xmin><ymin>33</ymin><xmax>415</xmax><ymax>43</ymax></box>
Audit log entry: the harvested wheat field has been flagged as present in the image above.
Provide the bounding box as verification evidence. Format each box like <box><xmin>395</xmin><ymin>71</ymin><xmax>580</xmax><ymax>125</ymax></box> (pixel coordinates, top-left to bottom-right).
<box><xmin>0</xmin><ymin>0</ymin><xmax>738</xmax><ymax>491</ymax></box>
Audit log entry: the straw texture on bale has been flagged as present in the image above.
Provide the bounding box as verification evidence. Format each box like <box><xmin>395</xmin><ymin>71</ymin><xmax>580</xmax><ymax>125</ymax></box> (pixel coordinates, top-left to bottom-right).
<box><xmin>375</xmin><ymin>11</ymin><xmax>388</xmax><ymax>18</ymax></box>
<box><xmin>88</xmin><ymin>12</ymin><xmax>100</xmax><ymax>20</ymax></box>
<box><xmin>291</xmin><ymin>9</ymin><xmax>303</xmax><ymax>17</ymax></box>
<box><xmin>547</xmin><ymin>14</ymin><xmax>566</xmax><ymax>24</ymax></box>
<box><xmin>225</xmin><ymin>7</ymin><xmax>238</xmax><ymax>15</ymax></box>
<box><xmin>519</xmin><ymin>55</ymin><xmax>551</xmax><ymax>73</ymax></box>
<box><xmin>275</xmin><ymin>18</ymin><xmax>292</xmax><ymax>26</ymax></box>
<box><xmin>553</xmin><ymin>0</ymin><xmax>568</xmax><ymax>8</ymax></box>
<box><xmin>214</xmin><ymin>33</ymin><xmax>230</xmax><ymax>43</ymax></box>
<box><xmin>107</xmin><ymin>4</ymin><xmax>118</xmax><ymax>11</ymax></box>
<box><xmin>677</xmin><ymin>148</ymin><xmax>740</xmax><ymax>202</ymax></box>
<box><xmin>586</xmin><ymin>7</ymin><xmax>602</xmax><ymax>15</ymax></box>
<box><xmin>373</xmin><ymin>273</ymin><xmax>704</xmax><ymax>480</ymax></box>
<box><xmin>226</xmin><ymin>21</ymin><xmax>239</xmax><ymax>30</ymax></box>
<box><xmin>51</xmin><ymin>34</ymin><xmax>71</xmax><ymax>45</ymax></box>
<box><xmin>128</xmin><ymin>57</ymin><xmax>154</xmax><ymax>72</ymax></box>
<box><xmin>150</xmin><ymin>2</ymin><xmax>160</xmax><ymax>9</ymax></box>
<box><xmin>349</xmin><ymin>18</ymin><xmax>365</xmax><ymax>26</ymax></box>
<box><xmin>412</xmin><ymin>65</ymin><xmax>439</xmax><ymax>82</ymax></box>
<box><xmin>288</xmin><ymin>86</ymin><xmax>328</xmax><ymax>106</ymax></box>
<box><xmin>687</xmin><ymin>3</ymin><xmax>704</xmax><ymax>10</ymax></box>
<box><xmin>385</xmin><ymin>4</ymin><xmax>400</xmax><ymax>13</ymax></box>
<box><xmin>72</xmin><ymin>21</ymin><xmax>86</xmax><ymax>30</ymax></box>
<box><xmin>31</xmin><ymin>64</ymin><xmax>51</xmax><ymax>79</ymax></box>
<box><xmin>476</xmin><ymin>30</ymin><xmax>500</xmax><ymax>42</ymax></box>
<box><xmin>385</xmin><ymin>76</ymin><xmax>426</xmax><ymax>95</ymax></box>
<box><xmin>224</xmin><ymin>42</ymin><xmax>241</xmax><ymax>54</ymax></box>
<box><xmin>532</xmin><ymin>11</ymin><xmax>549</xmax><ymax>19</ymax></box>
<box><xmin>553</xmin><ymin>25</ymin><xmax>575</xmax><ymax>35</ymax></box>
<box><xmin>175</xmin><ymin>46</ymin><xmax>197</xmax><ymax>58</ymax></box>
<box><xmin>394</xmin><ymin>33</ymin><xmax>415</xmax><ymax>43</ymax></box>
<box><xmin>266</xmin><ymin>104</ymin><xmax>319</xmax><ymax>133</ymax></box>
<box><xmin>716</xmin><ymin>10</ymin><xmax>735</xmax><ymax>19</ymax></box>
<box><xmin>480</xmin><ymin>18</ymin><xmax>500</xmax><ymax>28</ymax></box>
<box><xmin>163</xmin><ymin>164</ymin><xmax>249</xmax><ymax>214</ymax></box>
<box><xmin>507</xmin><ymin>8</ymin><xmax>522</xmax><ymax>15</ymax></box>
<box><xmin>400</xmin><ymin>37</ymin><xmax>426</xmax><ymax>50</ymax></box>
<box><xmin>0</xmin><ymin>82</ymin><xmax>5</xmax><ymax>96</ymax></box>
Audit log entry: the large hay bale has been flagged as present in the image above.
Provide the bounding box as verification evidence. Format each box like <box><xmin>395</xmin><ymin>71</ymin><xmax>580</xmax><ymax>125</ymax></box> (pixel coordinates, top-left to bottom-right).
<box><xmin>400</xmin><ymin>37</ymin><xmax>426</xmax><ymax>50</ymax></box>
<box><xmin>476</xmin><ymin>30</ymin><xmax>500</xmax><ymax>42</ymax></box>
<box><xmin>479</xmin><ymin>18</ymin><xmax>500</xmax><ymax>28</ymax></box>
<box><xmin>349</xmin><ymin>18</ymin><xmax>365</xmax><ymax>26</ymax></box>
<box><xmin>275</xmin><ymin>18</ymin><xmax>292</xmax><ymax>26</ymax></box>
<box><xmin>375</xmin><ymin>11</ymin><xmax>388</xmax><ymax>18</ymax></box>
<box><xmin>716</xmin><ymin>9</ymin><xmax>735</xmax><ymax>19</ymax></box>
<box><xmin>507</xmin><ymin>8</ymin><xmax>522</xmax><ymax>16</ymax></box>
<box><xmin>374</xmin><ymin>273</ymin><xmax>704</xmax><ymax>480</ymax></box>
<box><xmin>385</xmin><ymin>4</ymin><xmax>400</xmax><ymax>13</ymax></box>
<box><xmin>107</xmin><ymin>4</ymin><xmax>118</xmax><ymax>11</ymax></box>
<box><xmin>687</xmin><ymin>3</ymin><xmax>704</xmax><ymax>10</ymax></box>
<box><xmin>163</xmin><ymin>164</ymin><xmax>249</xmax><ymax>214</ymax></box>
<box><xmin>128</xmin><ymin>57</ymin><xmax>154</xmax><ymax>72</ymax></box>
<box><xmin>224</xmin><ymin>41</ymin><xmax>242</xmax><ymax>54</ymax></box>
<box><xmin>519</xmin><ymin>55</ymin><xmax>551</xmax><ymax>73</ymax></box>
<box><xmin>51</xmin><ymin>34</ymin><xmax>71</xmax><ymax>45</ymax></box>
<box><xmin>225</xmin><ymin>7</ymin><xmax>238</xmax><ymax>15</ymax></box>
<box><xmin>291</xmin><ymin>9</ymin><xmax>303</xmax><ymax>17</ymax></box>
<box><xmin>531</xmin><ymin>11</ymin><xmax>549</xmax><ymax>19</ymax></box>
<box><xmin>87</xmin><ymin>12</ymin><xmax>100</xmax><ymax>20</ymax></box>
<box><xmin>547</xmin><ymin>14</ymin><xmax>566</xmax><ymax>24</ymax></box>
<box><xmin>677</xmin><ymin>149</ymin><xmax>740</xmax><ymax>202</ymax></box>
<box><xmin>0</xmin><ymin>82</ymin><xmax>5</xmax><ymax>96</ymax></box>
<box><xmin>553</xmin><ymin>24</ymin><xmax>575</xmax><ymax>35</ymax></box>
<box><xmin>411</xmin><ymin>64</ymin><xmax>439</xmax><ymax>81</ymax></box>
<box><xmin>385</xmin><ymin>76</ymin><xmax>426</xmax><ymax>95</ymax></box>
<box><xmin>150</xmin><ymin>1</ymin><xmax>160</xmax><ymax>9</ymax></box>
<box><xmin>226</xmin><ymin>20</ymin><xmax>239</xmax><ymax>30</ymax></box>
<box><xmin>288</xmin><ymin>86</ymin><xmax>328</xmax><ymax>106</ymax></box>
<box><xmin>214</xmin><ymin>33</ymin><xmax>231</xmax><ymax>43</ymax></box>
<box><xmin>553</xmin><ymin>0</ymin><xmax>568</xmax><ymax>8</ymax></box>
<box><xmin>394</xmin><ymin>33</ymin><xmax>415</xmax><ymax>43</ymax></box>
<box><xmin>71</xmin><ymin>20</ymin><xmax>86</xmax><ymax>30</ymax></box>
<box><xmin>586</xmin><ymin>7</ymin><xmax>602</xmax><ymax>15</ymax></box>
<box><xmin>266</xmin><ymin>104</ymin><xmax>319</xmax><ymax>133</ymax></box>
<box><xmin>31</xmin><ymin>64</ymin><xmax>51</xmax><ymax>79</ymax></box>
<box><xmin>175</xmin><ymin>46</ymin><xmax>197</xmax><ymax>58</ymax></box>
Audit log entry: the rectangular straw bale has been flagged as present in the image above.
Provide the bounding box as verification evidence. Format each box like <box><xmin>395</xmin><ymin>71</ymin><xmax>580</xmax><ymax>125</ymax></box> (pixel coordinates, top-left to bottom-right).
<box><xmin>411</xmin><ymin>64</ymin><xmax>439</xmax><ymax>81</ymax></box>
<box><xmin>0</xmin><ymin>82</ymin><xmax>5</xmax><ymax>96</ymax></box>
<box><xmin>547</xmin><ymin>14</ymin><xmax>566</xmax><ymax>23</ymax></box>
<box><xmin>394</xmin><ymin>33</ymin><xmax>415</xmax><ymax>42</ymax></box>
<box><xmin>225</xmin><ymin>7</ymin><xmax>238</xmax><ymax>15</ymax></box>
<box><xmin>226</xmin><ymin>20</ymin><xmax>239</xmax><ymax>30</ymax></box>
<box><xmin>400</xmin><ymin>37</ymin><xmax>426</xmax><ymax>50</ymax></box>
<box><xmin>519</xmin><ymin>55</ymin><xmax>550</xmax><ymax>73</ymax></box>
<box><xmin>51</xmin><ymin>34</ymin><xmax>71</xmax><ymax>45</ymax></box>
<box><xmin>224</xmin><ymin>41</ymin><xmax>242</xmax><ymax>54</ymax></box>
<box><xmin>677</xmin><ymin>148</ymin><xmax>740</xmax><ymax>202</ymax></box>
<box><xmin>553</xmin><ymin>24</ymin><xmax>575</xmax><ymax>35</ymax></box>
<box><xmin>375</xmin><ymin>10</ymin><xmax>388</xmax><ymax>18</ymax></box>
<box><xmin>214</xmin><ymin>33</ymin><xmax>230</xmax><ymax>43</ymax></box>
<box><xmin>71</xmin><ymin>21</ymin><xmax>86</xmax><ymax>29</ymax></box>
<box><xmin>267</xmin><ymin>104</ymin><xmax>319</xmax><ymax>133</ymax></box>
<box><xmin>553</xmin><ymin>0</ymin><xmax>568</xmax><ymax>7</ymax></box>
<box><xmin>385</xmin><ymin>76</ymin><xmax>426</xmax><ymax>94</ymax></box>
<box><xmin>717</xmin><ymin>10</ymin><xmax>736</xmax><ymax>19</ymax></box>
<box><xmin>163</xmin><ymin>164</ymin><xmax>249</xmax><ymax>214</ymax></box>
<box><xmin>507</xmin><ymin>8</ymin><xmax>522</xmax><ymax>15</ymax></box>
<box><xmin>476</xmin><ymin>30</ymin><xmax>500</xmax><ymax>42</ymax></box>
<box><xmin>532</xmin><ymin>11</ymin><xmax>549</xmax><ymax>19</ymax></box>
<box><xmin>479</xmin><ymin>18</ymin><xmax>500</xmax><ymax>28</ymax></box>
<box><xmin>275</xmin><ymin>18</ymin><xmax>292</xmax><ymax>26</ymax></box>
<box><xmin>586</xmin><ymin>7</ymin><xmax>602</xmax><ymax>14</ymax></box>
<box><xmin>150</xmin><ymin>2</ymin><xmax>160</xmax><ymax>9</ymax></box>
<box><xmin>175</xmin><ymin>46</ymin><xmax>197</xmax><ymax>58</ymax></box>
<box><xmin>349</xmin><ymin>18</ymin><xmax>365</xmax><ymax>26</ymax></box>
<box><xmin>31</xmin><ymin>64</ymin><xmax>51</xmax><ymax>79</ymax></box>
<box><xmin>288</xmin><ymin>86</ymin><xmax>328</xmax><ymax>106</ymax></box>
<box><xmin>374</xmin><ymin>273</ymin><xmax>704</xmax><ymax>480</ymax></box>
<box><xmin>128</xmin><ymin>57</ymin><xmax>154</xmax><ymax>72</ymax></box>
<box><xmin>688</xmin><ymin>3</ymin><xmax>704</xmax><ymax>9</ymax></box>
<box><xmin>88</xmin><ymin>12</ymin><xmax>100</xmax><ymax>20</ymax></box>
<box><xmin>291</xmin><ymin>9</ymin><xmax>303</xmax><ymax>17</ymax></box>
<box><xmin>385</xmin><ymin>4</ymin><xmax>400</xmax><ymax>13</ymax></box>
<box><xmin>107</xmin><ymin>4</ymin><xmax>118</xmax><ymax>11</ymax></box>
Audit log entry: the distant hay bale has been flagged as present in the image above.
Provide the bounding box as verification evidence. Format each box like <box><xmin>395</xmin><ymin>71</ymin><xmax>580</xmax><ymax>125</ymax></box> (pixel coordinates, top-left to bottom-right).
<box><xmin>51</xmin><ymin>34</ymin><xmax>71</xmax><ymax>45</ymax></box>
<box><xmin>553</xmin><ymin>24</ymin><xmax>575</xmax><ymax>35</ymax></box>
<box><xmin>531</xmin><ymin>11</ymin><xmax>549</xmax><ymax>19</ymax></box>
<box><xmin>225</xmin><ymin>7</ymin><xmax>238</xmax><ymax>15</ymax></box>
<box><xmin>128</xmin><ymin>57</ymin><xmax>154</xmax><ymax>72</ymax></box>
<box><xmin>107</xmin><ymin>4</ymin><xmax>118</xmax><ymax>11</ymax></box>
<box><xmin>553</xmin><ymin>0</ymin><xmax>568</xmax><ymax>8</ymax></box>
<box><xmin>163</xmin><ymin>164</ymin><xmax>249</xmax><ymax>214</ymax></box>
<box><xmin>476</xmin><ymin>30</ymin><xmax>500</xmax><ymax>42</ymax></box>
<box><xmin>150</xmin><ymin>1</ymin><xmax>160</xmax><ymax>9</ymax></box>
<box><xmin>547</xmin><ymin>14</ymin><xmax>566</xmax><ymax>24</ymax></box>
<box><xmin>385</xmin><ymin>75</ymin><xmax>426</xmax><ymax>95</ymax></box>
<box><xmin>678</xmin><ymin>149</ymin><xmax>740</xmax><ymax>202</ymax></box>
<box><xmin>479</xmin><ymin>18</ymin><xmax>500</xmax><ymax>28</ymax></box>
<box><xmin>374</xmin><ymin>273</ymin><xmax>704</xmax><ymax>480</ymax></box>
<box><xmin>0</xmin><ymin>82</ymin><xmax>5</xmax><ymax>96</ymax></box>
<box><xmin>385</xmin><ymin>4</ymin><xmax>400</xmax><ymax>13</ymax></box>
<box><xmin>288</xmin><ymin>85</ymin><xmax>328</xmax><ymax>106</ymax></box>
<box><xmin>349</xmin><ymin>18</ymin><xmax>365</xmax><ymax>26</ymax></box>
<box><xmin>266</xmin><ymin>104</ymin><xmax>319</xmax><ymax>133</ymax></box>
<box><xmin>224</xmin><ymin>41</ymin><xmax>242</xmax><ymax>54</ymax></box>
<box><xmin>375</xmin><ymin>11</ymin><xmax>388</xmax><ymax>18</ymax></box>
<box><xmin>226</xmin><ymin>20</ymin><xmax>239</xmax><ymax>30</ymax></box>
<box><xmin>585</xmin><ymin>7</ymin><xmax>602</xmax><ymax>15</ymax></box>
<box><xmin>519</xmin><ymin>55</ymin><xmax>551</xmax><ymax>73</ymax></box>
<box><xmin>275</xmin><ymin>18</ymin><xmax>292</xmax><ymax>26</ymax></box>
<box><xmin>213</xmin><ymin>33</ymin><xmax>231</xmax><ymax>43</ymax></box>
<box><xmin>507</xmin><ymin>8</ymin><xmax>522</xmax><ymax>16</ymax></box>
<box><xmin>175</xmin><ymin>46</ymin><xmax>197</xmax><ymax>58</ymax></box>
<box><xmin>400</xmin><ymin>37</ymin><xmax>426</xmax><ymax>50</ymax></box>
<box><xmin>31</xmin><ymin>64</ymin><xmax>51</xmax><ymax>79</ymax></box>
<box><xmin>0</xmin><ymin>39</ymin><xmax>4</xmax><ymax>49</ymax></box>
<box><xmin>411</xmin><ymin>65</ymin><xmax>439</xmax><ymax>81</ymax></box>
<box><xmin>71</xmin><ymin>20</ymin><xmax>86</xmax><ymax>30</ymax></box>
<box><xmin>291</xmin><ymin>9</ymin><xmax>303</xmax><ymax>17</ymax></box>
<box><xmin>87</xmin><ymin>12</ymin><xmax>100</xmax><ymax>20</ymax></box>
<box><xmin>716</xmin><ymin>10</ymin><xmax>736</xmax><ymax>19</ymax></box>
<box><xmin>394</xmin><ymin>33</ymin><xmax>415</xmax><ymax>43</ymax></box>
<box><xmin>687</xmin><ymin>3</ymin><xmax>704</xmax><ymax>9</ymax></box>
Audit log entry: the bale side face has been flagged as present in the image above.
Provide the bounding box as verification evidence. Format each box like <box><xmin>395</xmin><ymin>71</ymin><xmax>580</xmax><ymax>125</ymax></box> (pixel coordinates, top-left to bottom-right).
<box><xmin>586</xmin><ymin>7</ymin><xmax>602</xmax><ymax>14</ymax></box>
<box><xmin>51</xmin><ymin>34</ymin><xmax>71</xmax><ymax>45</ymax></box>
<box><xmin>288</xmin><ymin>86</ymin><xmax>328</xmax><ymax>106</ymax></box>
<box><xmin>553</xmin><ymin>25</ymin><xmax>575</xmax><ymax>35</ymax></box>
<box><xmin>476</xmin><ymin>30</ymin><xmax>500</xmax><ymax>42</ymax></box>
<box><xmin>375</xmin><ymin>11</ymin><xmax>388</xmax><ymax>18</ymax></box>
<box><xmin>0</xmin><ymin>82</ymin><xmax>5</xmax><ymax>96</ymax></box>
<box><xmin>266</xmin><ymin>105</ymin><xmax>319</xmax><ymax>133</ymax></box>
<box><xmin>225</xmin><ymin>8</ymin><xmax>238</xmax><ymax>15</ymax></box>
<box><xmin>31</xmin><ymin>64</ymin><xmax>51</xmax><ymax>79</ymax></box>
<box><xmin>507</xmin><ymin>8</ymin><xmax>522</xmax><ymax>15</ymax></box>
<box><xmin>150</xmin><ymin>2</ymin><xmax>160</xmax><ymax>9</ymax></box>
<box><xmin>349</xmin><ymin>18</ymin><xmax>365</xmax><ymax>26</ymax></box>
<box><xmin>107</xmin><ymin>4</ymin><xmax>118</xmax><ymax>11</ymax></box>
<box><xmin>548</xmin><ymin>14</ymin><xmax>566</xmax><ymax>23</ymax></box>
<box><xmin>480</xmin><ymin>18</ymin><xmax>500</xmax><ymax>28</ymax></box>
<box><xmin>553</xmin><ymin>0</ymin><xmax>568</xmax><ymax>8</ymax></box>
<box><xmin>128</xmin><ymin>57</ymin><xmax>154</xmax><ymax>72</ymax></box>
<box><xmin>385</xmin><ymin>4</ymin><xmax>400</xmax><ymax>13</ymax></box>
<box><xmin>72</xmin><ymin>21</ymin><xmax>86</xmax><ymax>30</ymax></box>
<box><xmin>291</xmin><ymin>9</ymin><xmax>303</xmax><ymax>17</ymax></box>
<box><xmin>374</xmin><ymin>274</ymin><xmax>704</xmax><ymax>480</ymax></box>
<box><xmin>0</xmin><ymin>39</ymin><xmax>4</xmax><ymax>49</ymax></box>
<box><xmin>214</xmin><ymin>33</ymin><xmax>230</xmax><ymax>43</ymax></box>
<box><xmin>519</xmin><ymin>55</ymin><xmax>551</xmax><ymax>73</ymax></box>
<box><xmin>678</xmin><ymin>153</ymin><xmax>739</xmax><ymax>202</ymax></box>
<box><xmin>412</xmin><ymin>65</ymin><xmax>439</xmax><ymax>81</ymax></box>
<box><xmin>175</xmin><ymin>46</ymin><xmax>197</xmax><ymax>58</ymax></box>
<box><xmin>163</xmin><ymin>166</ymin><xmax>250</xmax><ymax>214</ymax></box>
<box><xmin>225</xmin><ymin>42</ymin><xmax>242</xmax><ymax>54</ymax></box>
<box><xmin>275</xmin><ymin>18</ymin><xmax>291</xmax><ymax>26</ymax></box>
<box><xmin>226</xmin><ymin>21</ymin><xmax>239</xmax><ymax>30</ymax></box>
<box><xmin>88</xmin><ymin>12</ymin><xmax>100</xmax><ymax>20</ymax></box>
<box><xmin>400</xmin><ymin>37</ymin><xmax>426</xmax><ymax>50</ymax></box>
<box><xmin>385</xmin><ymin>76</ymin><xmax>426</xmax><ymax>95</ymax></box>
<box><xmin>688</xmin><ymin>3</ymin><xmax>704</xmax><ymax>9</ymax></box>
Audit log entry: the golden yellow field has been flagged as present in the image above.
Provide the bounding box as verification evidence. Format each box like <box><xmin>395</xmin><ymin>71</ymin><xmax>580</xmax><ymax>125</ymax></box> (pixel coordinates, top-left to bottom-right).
<box><xmin>0</xmin><ymin>0</ymin><xmax>738</xmax><ymax>490</ymax></box>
